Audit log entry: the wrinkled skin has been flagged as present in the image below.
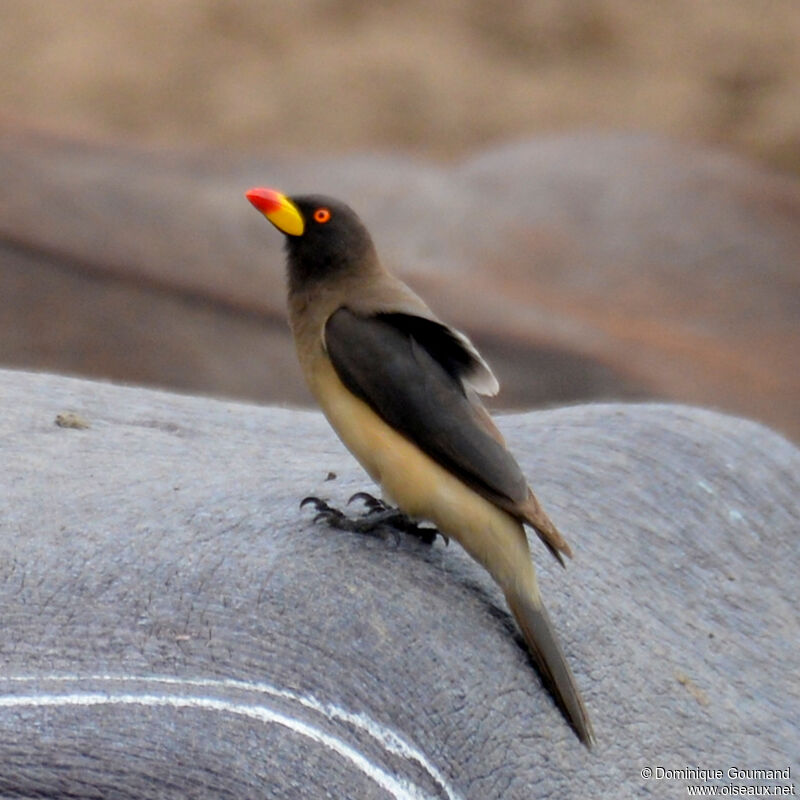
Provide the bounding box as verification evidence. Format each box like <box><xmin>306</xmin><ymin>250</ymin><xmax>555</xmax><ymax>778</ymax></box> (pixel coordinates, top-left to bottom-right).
<box><xmin>0</xmin><ymin>370</ymin><xmax>797</xmax><ymax>799</ymax></box>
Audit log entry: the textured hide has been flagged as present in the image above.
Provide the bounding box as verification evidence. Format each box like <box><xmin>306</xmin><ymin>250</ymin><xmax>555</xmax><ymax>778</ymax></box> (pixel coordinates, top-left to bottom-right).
<box><xmin>0</xmin><ymin>369</ymin><xmax>797</xmax><ymax>798</ymax></box>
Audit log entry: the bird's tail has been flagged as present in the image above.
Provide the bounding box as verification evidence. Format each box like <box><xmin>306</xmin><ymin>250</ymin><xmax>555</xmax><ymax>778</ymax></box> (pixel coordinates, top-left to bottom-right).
<box><xmin>519</xmin><ymin>490</ymin><xmax>572</xmax><ymax>567</ymax></box>
<box><xmin>506</xmin><ymin>587</ymin><xmax>595</xmax><ymax>748</ymax></box>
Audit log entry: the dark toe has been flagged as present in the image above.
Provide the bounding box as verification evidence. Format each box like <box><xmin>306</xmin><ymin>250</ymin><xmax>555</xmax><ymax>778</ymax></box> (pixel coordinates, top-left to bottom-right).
<box><xmin>348</xmin><ymin>492</ymin><xmax>387</xmax><ymax>512</ymax></box>
<box><xmin>300</xmin><ymin>496</ymin><xmax>329</xmax><ymax>511</ymax></box>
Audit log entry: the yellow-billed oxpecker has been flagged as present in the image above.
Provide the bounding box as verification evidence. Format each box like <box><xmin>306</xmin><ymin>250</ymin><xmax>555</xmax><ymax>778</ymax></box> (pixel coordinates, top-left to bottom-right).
<box><xmin>245</xmin><ymin>186</ymin><xmax>594</xmax><ymax>747</ymax></box>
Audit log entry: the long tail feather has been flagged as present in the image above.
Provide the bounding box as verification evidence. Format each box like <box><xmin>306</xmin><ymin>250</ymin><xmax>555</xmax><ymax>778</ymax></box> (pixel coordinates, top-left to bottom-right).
<box><xmin>506</xmin><ymin>589</ymin><xmax>594</xmax><ymax>748</ymax></box>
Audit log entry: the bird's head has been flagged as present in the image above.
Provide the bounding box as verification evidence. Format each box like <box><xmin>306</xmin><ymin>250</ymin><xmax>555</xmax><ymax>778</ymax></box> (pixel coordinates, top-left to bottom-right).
<box><xmin>246</xmin><ymin>187</ymin><xmax>378</xmax><ymax>292</ymax></box>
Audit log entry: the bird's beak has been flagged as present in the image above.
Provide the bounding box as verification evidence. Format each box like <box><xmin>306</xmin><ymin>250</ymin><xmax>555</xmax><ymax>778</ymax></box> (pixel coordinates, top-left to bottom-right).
<box><xmin>245</xmin><ymin>187</ymin><xmax>305</xmax><ymax>236</ymax></box>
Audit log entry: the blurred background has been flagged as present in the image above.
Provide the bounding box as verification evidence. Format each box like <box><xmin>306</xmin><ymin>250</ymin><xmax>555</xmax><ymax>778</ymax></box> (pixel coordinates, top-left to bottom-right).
<box><xmin>1</xmin><ymin>0</ymin><xmax>799</xmax><ymax>440</ymax></box>
<box><xmin>3</xmin><ymin>0</ymin><xmax>799</xmax><ymax>167</ymax></box>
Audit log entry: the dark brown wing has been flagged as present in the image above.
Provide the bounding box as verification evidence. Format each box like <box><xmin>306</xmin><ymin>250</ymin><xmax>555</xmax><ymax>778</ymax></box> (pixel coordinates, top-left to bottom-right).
<box><xmin>325</xmin><ymin>308</ymin><xmax>528</xmax><ymax>508</ymax></box>
<box><xmin>325</xmin><ymin>308</ymin><xmax>572</xmax><ymax>563</ymax></box>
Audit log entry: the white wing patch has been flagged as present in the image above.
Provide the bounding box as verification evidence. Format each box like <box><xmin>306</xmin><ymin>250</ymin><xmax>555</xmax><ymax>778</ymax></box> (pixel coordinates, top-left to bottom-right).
<box><xmin>450</xmin><ymin>326</ymin><xmax>500</xmax><ymax>397</ymax></box>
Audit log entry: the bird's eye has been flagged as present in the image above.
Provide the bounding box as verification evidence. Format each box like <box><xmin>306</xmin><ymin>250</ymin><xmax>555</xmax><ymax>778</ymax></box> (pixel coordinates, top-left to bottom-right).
<box><xmin>313</xmin><ymin>208</ymin><xmax>331</xmax><ymax>224</ymax></box>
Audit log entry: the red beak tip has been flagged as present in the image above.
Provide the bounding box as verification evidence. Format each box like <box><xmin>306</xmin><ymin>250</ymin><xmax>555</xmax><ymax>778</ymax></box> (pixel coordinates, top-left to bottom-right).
<box><xmin>245</xmin><ymin>186</ymin><xmax>281</xmax><ymax>214</ymax></box>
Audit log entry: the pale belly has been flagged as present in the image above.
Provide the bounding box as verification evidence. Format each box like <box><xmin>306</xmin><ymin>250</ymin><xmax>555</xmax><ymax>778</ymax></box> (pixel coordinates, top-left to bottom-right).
<box><xmin>307</xmin><ymin>356</ymin><xmax>533</xmax><ymax>589</ymax></box>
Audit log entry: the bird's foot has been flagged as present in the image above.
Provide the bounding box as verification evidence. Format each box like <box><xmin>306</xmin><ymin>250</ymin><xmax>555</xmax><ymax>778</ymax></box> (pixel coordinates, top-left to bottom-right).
<box><xmin>349</xmin><ymin>492</ymin><xmax>446</xmax><ymax>544</ymax></box>
<box><xmin>300</xmin><ymin>493</ymin><xmax>444</xmax><ymax>545</ymax></box>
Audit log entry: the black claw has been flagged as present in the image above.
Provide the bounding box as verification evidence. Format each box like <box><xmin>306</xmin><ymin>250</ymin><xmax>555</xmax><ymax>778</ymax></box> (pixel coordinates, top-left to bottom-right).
<box><xmin>300</xmin><ymin>496</ymin><xmax>328</xmax><ymax>511</ymax></box>
<box><xmin>347</xmin><ymin>491</ymin><xmax>372</xmax><ymax>505</ymax></box>
<box><xmin>348</xmin><ymin>491</ymin><xmax>387</xmax><ymax>512</ymax></box>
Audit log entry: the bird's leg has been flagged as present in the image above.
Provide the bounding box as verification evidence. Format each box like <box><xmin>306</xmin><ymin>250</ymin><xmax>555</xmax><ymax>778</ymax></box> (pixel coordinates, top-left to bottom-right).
<box><xmin>300</xmin><ymin>493</ymin><xmax>444</xmax><ymax>545</ymax></box>
<box><xmin>349</xmin><ymin>492</ymin><xmax>445</xmax><ymax>544</ymax></box>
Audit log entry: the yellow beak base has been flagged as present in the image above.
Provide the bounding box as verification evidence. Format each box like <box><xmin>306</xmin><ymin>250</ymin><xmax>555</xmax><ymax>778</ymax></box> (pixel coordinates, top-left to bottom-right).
<box><xmin>266</xmin><ymin>193</ymin><xmax>304</xmax><ymax>237</ymax></box>
<box><xmin>245</xmin><ymin>187</ymin><xmax>305</xmax><ymax>236</ymax></box>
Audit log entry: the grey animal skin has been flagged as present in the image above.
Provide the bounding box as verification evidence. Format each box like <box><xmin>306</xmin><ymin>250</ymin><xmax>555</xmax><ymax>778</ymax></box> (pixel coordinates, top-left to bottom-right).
<box><xmin>0</xmin><ymin>368</ymin><xmax>797</xmax><ymax>799</ymax></box>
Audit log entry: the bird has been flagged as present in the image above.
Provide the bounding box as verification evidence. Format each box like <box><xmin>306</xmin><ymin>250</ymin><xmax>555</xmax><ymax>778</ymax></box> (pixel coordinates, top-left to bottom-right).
<box><xmin>245</xmin><ymin>186</ymin><xmax>594</xmax><ymax>747</ymax></box>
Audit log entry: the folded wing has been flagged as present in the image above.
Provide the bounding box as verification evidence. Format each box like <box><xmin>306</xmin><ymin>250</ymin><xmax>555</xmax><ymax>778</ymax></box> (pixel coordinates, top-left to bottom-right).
<box><xmin>324</xmin><ymin>308</ymin><xmax>572</xmax><ymax>562</ymax></box>
<box><xmin>324</xmin><ymin>308</ymin><xmax>526</xmax><ymax>503</ymax></box>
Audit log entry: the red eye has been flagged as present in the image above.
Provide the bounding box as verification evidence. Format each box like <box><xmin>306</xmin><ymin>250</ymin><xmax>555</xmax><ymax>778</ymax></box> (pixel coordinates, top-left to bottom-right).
<box><xmin>314</xmin><ymin>207</ymin><xmax>331</xmax><ymax>223</ymax></box>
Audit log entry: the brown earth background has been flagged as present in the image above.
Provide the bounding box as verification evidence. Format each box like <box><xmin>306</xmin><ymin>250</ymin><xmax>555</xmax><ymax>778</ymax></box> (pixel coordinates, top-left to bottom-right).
<box><xmin>2</xmin><ymin>0</ymin><xmax>799</xmax><ymax>172</ymax></box>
